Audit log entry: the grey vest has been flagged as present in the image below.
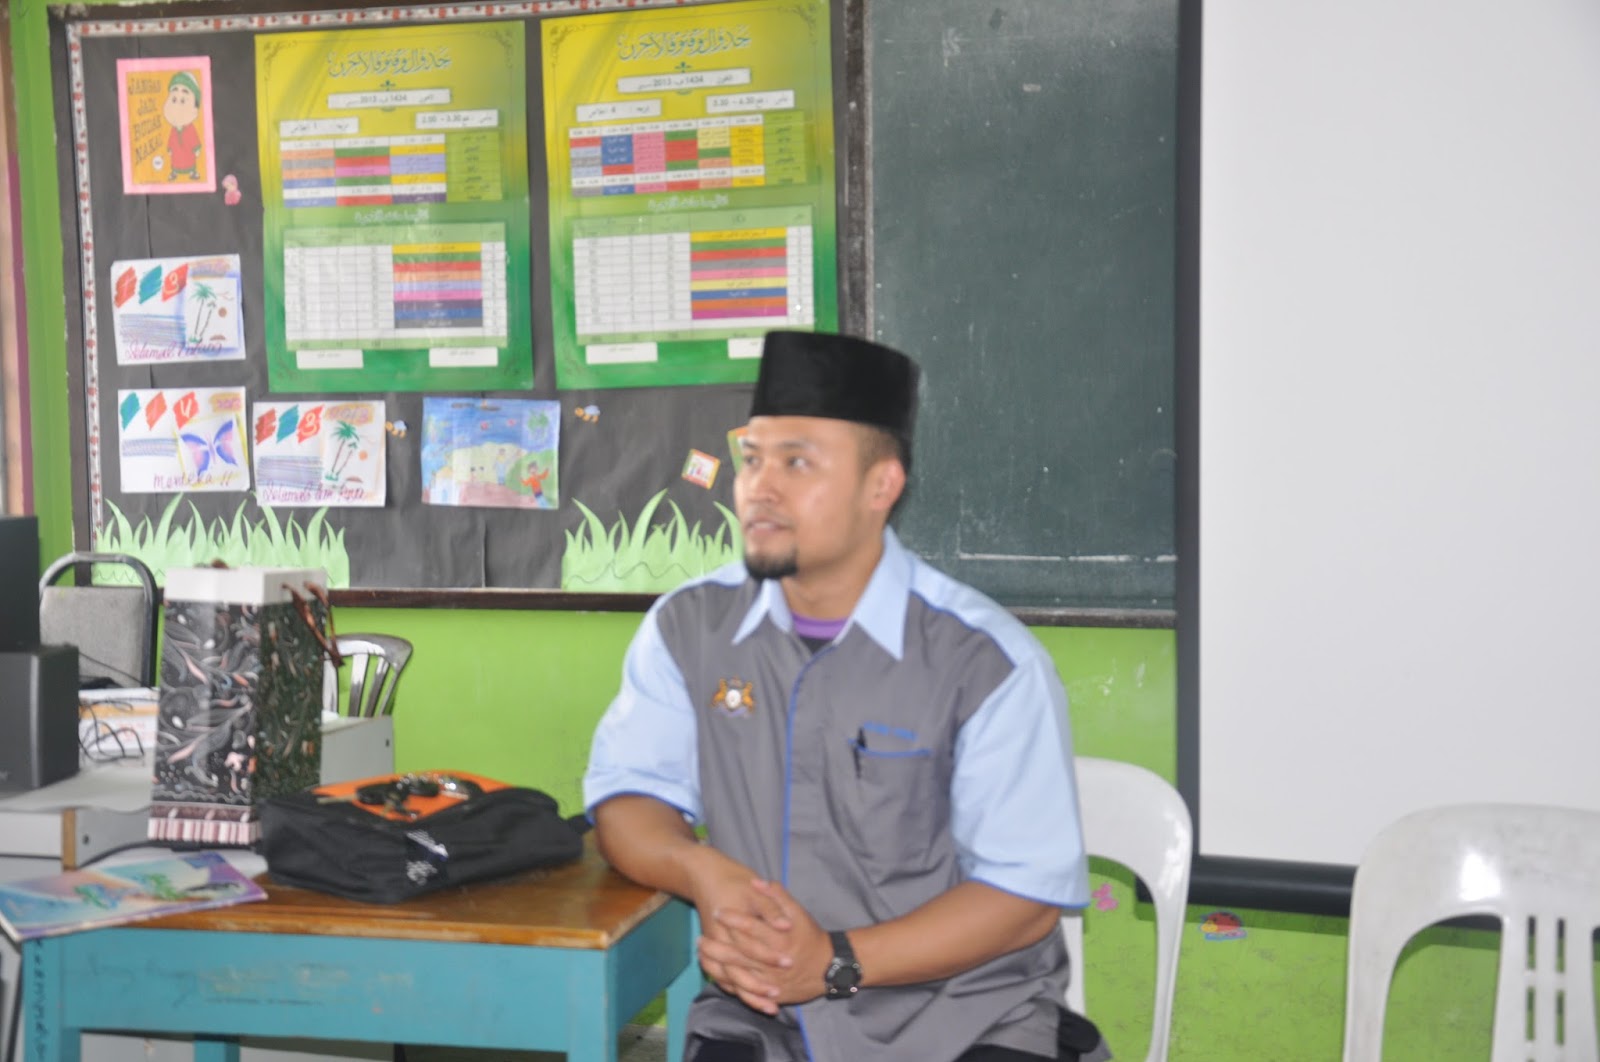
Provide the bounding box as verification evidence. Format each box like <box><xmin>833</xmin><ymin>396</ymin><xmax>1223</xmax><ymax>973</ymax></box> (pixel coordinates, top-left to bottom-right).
<box><xmin>658</xmin><ymin>579</ymin><xmax>1068</xmax><ymax>1062</ymax></box>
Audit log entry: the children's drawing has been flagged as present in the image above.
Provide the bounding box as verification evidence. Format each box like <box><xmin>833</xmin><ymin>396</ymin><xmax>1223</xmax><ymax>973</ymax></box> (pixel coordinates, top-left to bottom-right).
<box><xmin>111</xmin><ymin>255</ymin><xmax>244</xmax><ymax>364</ymax></box>
<box><xmin>117</xmin><ymin>388</ymin><xmax>249</xmax><ymax>493</ymax></box>
<box><xmin>682</xmin><ymin>449</ymin><xmax>720</xmax><ymax>489</ymax></box>
<box><xmin>117</xmin><ymin>57</ymin><xmax>216</xmax><ymax>194</ymax></box>
<box><xmin>421</xmin><ymin>398</ymin><xmax>560</xmax><ymax>509</ymax></box>
<box><xmin>253</xmin><ymin>400</ymin><xmax>386</xmax><ymax>508</ymax></box>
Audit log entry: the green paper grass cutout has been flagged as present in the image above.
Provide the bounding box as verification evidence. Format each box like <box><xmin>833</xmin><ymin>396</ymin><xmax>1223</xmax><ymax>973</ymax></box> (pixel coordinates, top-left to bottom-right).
<box><xmin>92</xmin><ymin>497</ymin><xmax>351</xmax><ymax>587</ymax></box>
<box><xmin>563</xmin><ymin>490</ymin><xmax>741</xmax><ymax>593</ymax></box>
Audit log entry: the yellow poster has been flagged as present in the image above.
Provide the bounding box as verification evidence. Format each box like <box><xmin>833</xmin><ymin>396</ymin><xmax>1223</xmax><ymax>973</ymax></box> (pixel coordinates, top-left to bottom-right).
<box><xmin>117</xmin><ymin>57</ymin><xmax>216</xmax><ymax>194</ymax></box>
<box><xmin>542</xmin><ymin>0</ymin><xmax>838</xmax><ymax>390</ymax></box>
<box><xmin>255</xmin><ymin>22</ymin><xmax>532</xmax><ymax>392</ymax></box>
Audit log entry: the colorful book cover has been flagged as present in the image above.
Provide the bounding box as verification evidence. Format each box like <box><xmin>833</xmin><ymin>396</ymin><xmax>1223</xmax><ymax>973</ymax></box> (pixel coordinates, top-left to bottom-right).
<box><xmin>0</xmin><ymin>851</ymin><xmax>266</xmax><ymax>943</ymax></box>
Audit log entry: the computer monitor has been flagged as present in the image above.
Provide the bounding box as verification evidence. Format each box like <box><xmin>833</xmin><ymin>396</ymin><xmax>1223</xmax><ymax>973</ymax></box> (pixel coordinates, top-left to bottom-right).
<box><xmin>0</xmin><ymin>515</ymin><xmax>41</xmax><ymax>649</ymax></box>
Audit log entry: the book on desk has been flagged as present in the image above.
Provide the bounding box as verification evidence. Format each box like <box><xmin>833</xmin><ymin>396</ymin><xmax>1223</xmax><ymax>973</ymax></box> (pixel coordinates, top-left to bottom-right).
<box><xmin>0</xmin><ymin>850</ymin><xmax>265</xmax><ymax>942</ymax></box>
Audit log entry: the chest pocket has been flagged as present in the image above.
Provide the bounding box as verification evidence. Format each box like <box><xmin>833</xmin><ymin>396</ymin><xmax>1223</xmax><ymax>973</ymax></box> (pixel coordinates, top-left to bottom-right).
<box><xmin>835</xmin><ymin>721</ymin><xmax>951</xmax><ymax>880</ymax></box>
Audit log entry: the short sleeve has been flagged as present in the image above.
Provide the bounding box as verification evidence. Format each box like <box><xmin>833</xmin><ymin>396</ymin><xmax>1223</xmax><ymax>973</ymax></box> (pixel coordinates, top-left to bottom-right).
<box><xmin>583</xmin><ymin>606</ymin><xmax>702</xmax><ymax>822</ymax></box>
<box><xmin>949</xmin><ymin>654</ymin><xmax>1089</xmax><ymax>907</ymax></box>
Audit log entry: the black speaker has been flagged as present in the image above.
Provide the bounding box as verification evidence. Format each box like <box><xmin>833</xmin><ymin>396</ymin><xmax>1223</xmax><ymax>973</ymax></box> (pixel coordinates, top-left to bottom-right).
<box><xmin>0</xmin><ymin>515</ymin><xmax>42</xmax><ymax>649</ymax></box>
<box><xmin>0</xmin><ymin>646</ymin><xmax>80</xmax><ymax>793</ymax></box>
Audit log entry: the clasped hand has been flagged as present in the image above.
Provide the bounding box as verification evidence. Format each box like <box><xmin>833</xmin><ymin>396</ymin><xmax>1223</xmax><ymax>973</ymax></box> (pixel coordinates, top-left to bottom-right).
<box><xmin>693</xmin><ymin>871</ymin><xmax>833</xmax><ymax>1016</ymax></box>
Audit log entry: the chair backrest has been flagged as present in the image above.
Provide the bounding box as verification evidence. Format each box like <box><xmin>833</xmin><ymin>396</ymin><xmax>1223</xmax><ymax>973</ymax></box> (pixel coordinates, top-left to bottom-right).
<box><xmin>38</xmin><ymin>551</ymin><xmax>159</xmax><ymax>687</ymax></box>
<box><xmin>1062</xmin><ymin>756</ymin><xmax>1193</xmax><ymax>1062</ymax></box>
<box><xmin>1342</xmin><ymin>804</ymin><xmax>1600</xmax><ymax>1062</ymax></box>
<box><xmin>326</xmin><ymin>633</ymin><xmax>413</xmax><ymax>717</ymax></box>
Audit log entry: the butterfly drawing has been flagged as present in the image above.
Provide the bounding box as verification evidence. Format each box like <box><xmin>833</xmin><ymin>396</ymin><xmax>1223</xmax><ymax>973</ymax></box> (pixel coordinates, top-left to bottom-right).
<box><xmin>180</xmin><ymin>418</ymin><xmax>241</xmax><ymax>476</ymax></box>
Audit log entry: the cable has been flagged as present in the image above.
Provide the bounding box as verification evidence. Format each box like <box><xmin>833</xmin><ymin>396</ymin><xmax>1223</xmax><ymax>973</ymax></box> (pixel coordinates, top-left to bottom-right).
<box><xmin>77</xmin><ymin>698</ymin><xmax>152</xmax><ymax>764</ymax></box>
<box><xmin>3</xmin><ymin>970</ymin><xmax>18</xmax><ymax>1062</ymax></box>
<box><xmin>72</xmin><ymin>648</ymin><xmax>145</xmax><ymax>690</ymax></box>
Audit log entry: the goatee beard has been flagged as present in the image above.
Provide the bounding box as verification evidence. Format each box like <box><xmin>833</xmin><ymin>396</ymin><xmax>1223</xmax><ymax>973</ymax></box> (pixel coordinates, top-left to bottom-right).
<box><xmin>745</xmin><ymin>552</ymin><xmax>798</xmax><ymax>581</ymax></box>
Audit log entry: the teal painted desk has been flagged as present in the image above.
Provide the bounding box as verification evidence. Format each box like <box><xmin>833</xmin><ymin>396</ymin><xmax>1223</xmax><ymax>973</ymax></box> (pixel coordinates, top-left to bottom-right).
<box><xmin>19</xmin><ymin>838</ymin><xmax>698</xmax><ymax>1062</ymax></box>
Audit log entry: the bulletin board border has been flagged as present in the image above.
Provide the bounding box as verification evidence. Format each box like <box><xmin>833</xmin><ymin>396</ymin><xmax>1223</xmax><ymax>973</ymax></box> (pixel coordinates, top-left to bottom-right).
<box><xmin>63</xmin><ymin>0</ymin><xmax>856</xmax><ymax>537</ymax></box>
<box><xmin>49</xmin><ymin>0</ymin><xmax>875</xmax><ymax>613</ymax></box>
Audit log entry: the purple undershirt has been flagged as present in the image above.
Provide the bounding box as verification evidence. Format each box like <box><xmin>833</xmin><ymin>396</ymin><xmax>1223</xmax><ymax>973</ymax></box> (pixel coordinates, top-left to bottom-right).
<box><xmin>792</xmin><ymin>613</ymin><xmax>849</xmax><ymax>643</ymax></box>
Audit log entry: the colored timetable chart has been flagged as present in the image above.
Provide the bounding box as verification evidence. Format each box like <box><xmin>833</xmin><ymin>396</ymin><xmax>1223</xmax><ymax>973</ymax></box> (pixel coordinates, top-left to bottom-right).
<box><xmin>570</xmin><ymin>113</ymin><xmax>807</xmax><ymax>197</ymax></box>
<box><xmin>279</xmin><ymin>132</ymin><xmax>502</xmax><ymax>208</ymax></box>
<box><xmin>284</xmin><ymin>224</ymin><xmax>508</xmax><ymax>346</ymax></box>
<box><xmin>572</xmin><ymin>208</ymin><xmax>813</xmax><ymax>341</ymax></box>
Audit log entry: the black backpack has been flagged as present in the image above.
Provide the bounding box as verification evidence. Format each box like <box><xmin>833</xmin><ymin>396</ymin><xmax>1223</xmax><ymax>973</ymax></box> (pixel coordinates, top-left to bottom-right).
<box><xmin>259</xmin><ymin>771</ymin><xmax>586</xmax><ymax>903</ymax></box>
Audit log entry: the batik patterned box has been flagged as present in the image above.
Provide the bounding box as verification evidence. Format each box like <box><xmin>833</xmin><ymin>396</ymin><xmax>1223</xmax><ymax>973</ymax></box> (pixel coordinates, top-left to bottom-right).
<box><xmin>150</xmin><ymin>567</ymin><xmax>329</xmax><ymax>846</ymax></box>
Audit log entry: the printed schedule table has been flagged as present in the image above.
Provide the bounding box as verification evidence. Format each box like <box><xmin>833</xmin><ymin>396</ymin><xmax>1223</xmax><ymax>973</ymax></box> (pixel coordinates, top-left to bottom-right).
<box><xmin>284</xmin><ymin>222</ymin><xmax>509</xmax><ymax>346</ymax></box>
<box><xmin>571</xmin><ymin>207</ymin><xmax>814</xmax><ymax>342</ymax></box>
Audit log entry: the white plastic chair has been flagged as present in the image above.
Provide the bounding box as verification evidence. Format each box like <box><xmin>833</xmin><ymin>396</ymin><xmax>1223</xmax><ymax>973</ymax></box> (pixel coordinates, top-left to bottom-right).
<box><xmin>1342</xmin><ymin>804</ymin><xmax>1600</xmax><ymax>1062</ymax></box>
<box><xmin>323</xmin><ymin>633</ymin><xmax>413</xmax><ymax>718</ymax></box>
<box><xmin>1062</xmin><ymin>756</ymin><xmax>1193</xmax><ymax>1062</ymax></box>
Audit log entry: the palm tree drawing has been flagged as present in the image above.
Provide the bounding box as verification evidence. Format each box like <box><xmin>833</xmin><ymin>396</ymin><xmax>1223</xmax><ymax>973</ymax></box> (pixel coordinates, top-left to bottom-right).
<box><xmin>328</xmin><ymin>420</ymin><xmax>363</xmax><ymax>482</ymax></box>
<box><xmin>188</xmin><ymin>282</ymin><xmax>218</xmax><ymax>344</ymax></box>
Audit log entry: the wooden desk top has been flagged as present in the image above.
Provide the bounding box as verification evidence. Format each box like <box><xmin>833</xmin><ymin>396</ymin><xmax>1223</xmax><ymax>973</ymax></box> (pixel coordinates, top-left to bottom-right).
<box><xmin>135</xmin><ymin>835</ymin><xmax>673</xmax><ymax>950</ymax></box>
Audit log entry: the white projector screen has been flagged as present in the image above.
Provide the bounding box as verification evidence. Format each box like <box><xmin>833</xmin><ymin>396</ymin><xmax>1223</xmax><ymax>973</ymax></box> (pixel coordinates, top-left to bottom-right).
<box><xmin>1183</xmin><ymin>0</ymin><xmax>1600</xmax><ymax>909</ymax></box>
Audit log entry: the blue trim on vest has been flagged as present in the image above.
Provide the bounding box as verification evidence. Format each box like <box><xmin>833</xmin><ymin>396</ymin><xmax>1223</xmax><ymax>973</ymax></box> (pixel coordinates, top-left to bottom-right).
<box><xmin>797</xmin><ymin>1006</ymin><xmax>817</xmax><ymax>1062</ymax></box>
<box><xmin>782</xmin><ymin>640</ymin><xmax>836</xmax><ymax>888</ymax></box>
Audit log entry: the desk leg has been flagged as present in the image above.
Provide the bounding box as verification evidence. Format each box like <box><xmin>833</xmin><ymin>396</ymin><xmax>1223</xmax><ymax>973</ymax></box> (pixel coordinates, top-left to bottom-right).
<box><xmin>566</xmin><ymin>952</ymin><xmax>618</xmax><ymax>1062</ymax></box>
<box><xmin>19</xmin><ymin>939</ymin><xmax>79</xmax><ymax>1062</ymax></box>
<box><xmin>664</xmin><ymin>952</ymin><xmax>701</xmax><ymax>1062</ymax></box>
<box><xmin>665</xmin><ymin>907</ymin><xmax>702</xmax><ymax>1062</ymax></box>
<box><xmin>193</xmin><ymin>1037</ymin><xmax>240</xmax><ymax>1062</ymax></box>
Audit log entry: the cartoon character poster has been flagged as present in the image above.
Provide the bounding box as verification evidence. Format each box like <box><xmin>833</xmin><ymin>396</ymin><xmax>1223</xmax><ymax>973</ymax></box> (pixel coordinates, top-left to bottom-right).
<box><xmin>420</xmin><ymin>397</ymin><xmax>559</xmax><ymax>509</ymax></box>
<box><xmin>110</xmin><ymin>255</ymin><xmax>245</xmax><ymax>364</ymax></box>
<box><xmin>117</xmin><ymin>57</ymin><xmax>217</xmax><ymax>194</ymax></box>
<box><xmin>252</xmin><ymin>400</ymin><xmax>386</xmax><ymax>507</ymax></box>
<box><xmin>117</xmin><ymin>387</ymin><xmax>248</xmax><ymax>493</ymax></box>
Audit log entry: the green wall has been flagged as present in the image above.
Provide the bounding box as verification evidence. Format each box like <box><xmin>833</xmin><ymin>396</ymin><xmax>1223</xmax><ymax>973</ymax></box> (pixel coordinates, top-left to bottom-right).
<box><xmin>9</xmin><ymin>0</ymin><xmax>1521</xmax><ymax>1057</ymax></box>
<box><xmin>340</xmin><ymin>610</ymin><xmax>1504</xmax><ymax>1061</ymax></box>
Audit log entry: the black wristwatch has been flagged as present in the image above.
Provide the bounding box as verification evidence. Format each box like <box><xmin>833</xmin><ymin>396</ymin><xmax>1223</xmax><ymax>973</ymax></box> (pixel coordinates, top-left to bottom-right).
<box><xmin>823</xmin><ymin>930</ymin><xmax>862</xmax><ymax>1000</ymax></box>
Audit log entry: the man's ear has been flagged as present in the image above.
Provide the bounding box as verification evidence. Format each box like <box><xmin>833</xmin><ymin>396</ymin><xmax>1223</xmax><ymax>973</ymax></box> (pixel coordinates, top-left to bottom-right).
<box><xmin>867</xmin><ymin>458</ymin><xmax>906</xmax><ymax>515</ymax></box>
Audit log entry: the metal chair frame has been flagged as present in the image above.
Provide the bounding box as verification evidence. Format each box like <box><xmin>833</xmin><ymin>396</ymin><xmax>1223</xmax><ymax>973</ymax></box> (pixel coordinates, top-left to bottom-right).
<box><xmin>37</xmin><ymin>551</ymin><xmax>159</xmax><ymax>687</ymax></box>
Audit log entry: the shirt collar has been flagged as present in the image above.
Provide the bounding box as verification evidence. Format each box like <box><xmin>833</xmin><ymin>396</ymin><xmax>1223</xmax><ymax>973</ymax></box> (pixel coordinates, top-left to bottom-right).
<box><xmin>732</xmin><ymin>528</ymin><xmax>911</xmax><ymax>661</ymax></box>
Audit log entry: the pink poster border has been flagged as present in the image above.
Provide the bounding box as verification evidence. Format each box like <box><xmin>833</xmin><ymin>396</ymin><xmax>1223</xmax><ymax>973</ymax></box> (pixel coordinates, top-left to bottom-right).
<box><xmin>115</xmin><ymin>56</ymin><xmax>217</xmax><ymax>195</ymax></box>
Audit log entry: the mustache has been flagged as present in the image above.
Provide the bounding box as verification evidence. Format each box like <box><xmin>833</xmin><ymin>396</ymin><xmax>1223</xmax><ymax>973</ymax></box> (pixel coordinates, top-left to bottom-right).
<box><xmin>739</xmin><ymin>506</ymin><xmax>791</xmax><ymax>527</ymax></box>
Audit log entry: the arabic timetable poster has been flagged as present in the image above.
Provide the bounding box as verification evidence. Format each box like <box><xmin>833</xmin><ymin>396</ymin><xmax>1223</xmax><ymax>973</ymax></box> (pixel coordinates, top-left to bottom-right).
<box><xmin>256</xmin><ymin>22</ymin><xmax>532</xmax><ymax>393</ymax></box>
<box><xmin>541</xmin><ymin>0</ymin><xmax>838</xmax><ymax>390</ymax></box>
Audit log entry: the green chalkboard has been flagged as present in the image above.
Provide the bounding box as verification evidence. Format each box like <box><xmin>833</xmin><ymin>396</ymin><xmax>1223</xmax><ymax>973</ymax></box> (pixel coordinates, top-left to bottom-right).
<box><xmin>868</xmin><ymin>0</ymin><xmax>1178</xmax><ymax>615</ymax></box>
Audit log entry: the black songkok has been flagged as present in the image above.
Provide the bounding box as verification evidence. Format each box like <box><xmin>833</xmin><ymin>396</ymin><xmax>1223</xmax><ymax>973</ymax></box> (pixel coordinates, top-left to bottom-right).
<box><xmin>749</xmin><ymin>331</ymin><xmax>920</xmax><ymax>455</ymax></box>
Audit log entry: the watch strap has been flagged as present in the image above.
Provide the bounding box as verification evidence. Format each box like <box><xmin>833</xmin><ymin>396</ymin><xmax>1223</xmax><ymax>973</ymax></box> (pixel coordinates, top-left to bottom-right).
<box><xmin>824</xmin><ymin>930</ymin><xmax>862</xmax><ymax>1000</ymax></box>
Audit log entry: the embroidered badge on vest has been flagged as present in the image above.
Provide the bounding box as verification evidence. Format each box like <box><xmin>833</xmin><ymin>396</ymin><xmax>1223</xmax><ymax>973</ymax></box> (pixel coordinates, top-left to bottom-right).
<box><xmin>710</xmin><ymin>678</ymin><xmax>756</xmax><ymax>718</ymax></box>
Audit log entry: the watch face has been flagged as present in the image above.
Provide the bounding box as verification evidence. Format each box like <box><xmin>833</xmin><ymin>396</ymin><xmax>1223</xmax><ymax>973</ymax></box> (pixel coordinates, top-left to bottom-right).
<box><xmin>827</xmin><ymin>958</ymin><xmax>862</xmax><ymax>994</ymax></box>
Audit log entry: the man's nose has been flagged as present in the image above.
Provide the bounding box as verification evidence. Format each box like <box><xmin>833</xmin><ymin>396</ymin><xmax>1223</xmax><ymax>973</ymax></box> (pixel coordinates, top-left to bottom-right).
<box><xmin>742</xmin><ymin>461</ymin><xmax>778</xmax><ymax>500</ymax></box>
